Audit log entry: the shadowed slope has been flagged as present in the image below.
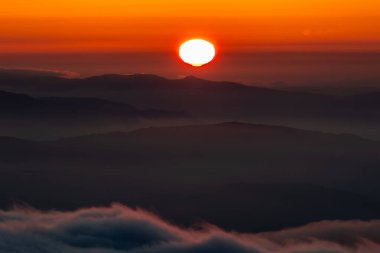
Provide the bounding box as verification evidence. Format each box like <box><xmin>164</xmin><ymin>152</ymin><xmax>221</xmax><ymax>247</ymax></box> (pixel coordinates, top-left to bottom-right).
<box><xmin>0</xmin><ymin>123</ymin><xmax>379</xmax><ymax>231</ymax></box>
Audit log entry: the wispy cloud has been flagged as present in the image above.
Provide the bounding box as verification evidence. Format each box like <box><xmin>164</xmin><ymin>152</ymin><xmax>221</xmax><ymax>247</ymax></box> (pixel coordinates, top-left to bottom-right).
<box><xmin>0</xmin><ymin>67</ymin><xmax>78</xmax><ymax>78</ymax></box>
<box><xmin>0</xmin><ymin>204</ymin><xmax>379</xmax><ymax>253</ymax></box>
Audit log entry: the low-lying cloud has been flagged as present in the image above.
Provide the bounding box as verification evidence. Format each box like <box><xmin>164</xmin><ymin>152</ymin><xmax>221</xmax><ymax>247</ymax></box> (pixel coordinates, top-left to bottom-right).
<box><xmin>0</xmin><ymin>67</ymin><xmax>78</xmax><ymax>78</ymax></box>
<box><xmin>0</xmin><ymin>204</ymin><xmax>379</xmax><ymax>253</ymax></box>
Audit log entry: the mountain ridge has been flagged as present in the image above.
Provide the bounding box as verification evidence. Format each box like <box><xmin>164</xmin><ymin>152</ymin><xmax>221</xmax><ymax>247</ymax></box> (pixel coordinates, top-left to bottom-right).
<box><xmin>52</xmin><ymin>121</ymin><xmax>375</xmax><ymax>144</ymax></box>
<box><xmin>1</xmin><ymin>71</ymin><xmax>380</xmax><ymax>140</ymax></box>
<box><xmin>0</xmin><ymin>89</ymin><xmax>187</xmax><ymax>119</ymax></box>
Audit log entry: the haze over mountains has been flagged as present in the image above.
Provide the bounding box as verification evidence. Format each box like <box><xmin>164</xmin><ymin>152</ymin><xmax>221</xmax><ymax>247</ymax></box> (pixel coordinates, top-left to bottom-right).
<box><xmin>0</xmin><ymin>89</ymin><xmax>187</xmax><ymax>139</ymax></box>
<box><xmin>1</xmin><ymin>69</ymin><xmax>380</xmax><ymax>234</ymax></box>
<box><xmin>0</xmin><ymin>90</ymin><xmax>185</xmax><ymax>120</ymax></box>
<box><xmin>1</xmin><ymin>122</ymin><xmax>380</xmax><ymax>232</ymax></box>
<box><xmin>1</xmin><ymin>69</ymin><xmax>380</xmax><ymax>139</ymax></box>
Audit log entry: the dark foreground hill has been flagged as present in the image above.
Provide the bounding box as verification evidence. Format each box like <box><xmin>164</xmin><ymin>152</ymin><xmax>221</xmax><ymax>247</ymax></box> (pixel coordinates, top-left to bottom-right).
<box><xmin>0</xmin><ymin>122</ymin><xmax>379</xmax><ymax>231</ymax></box>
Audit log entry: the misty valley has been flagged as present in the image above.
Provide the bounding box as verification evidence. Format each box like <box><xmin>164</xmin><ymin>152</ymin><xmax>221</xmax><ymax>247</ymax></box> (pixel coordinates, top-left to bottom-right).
<box><xmin>0</xmin><ymin>70</ymin><xmax>379</xmax><ymax>235</ymax></box>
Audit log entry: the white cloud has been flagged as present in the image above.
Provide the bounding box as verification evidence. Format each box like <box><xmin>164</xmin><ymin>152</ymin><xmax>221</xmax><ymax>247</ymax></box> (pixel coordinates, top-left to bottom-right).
<box><xmin>0</xmin><ymin>204</ymin><xmax>379</xmax><ymax>253</ymax></box>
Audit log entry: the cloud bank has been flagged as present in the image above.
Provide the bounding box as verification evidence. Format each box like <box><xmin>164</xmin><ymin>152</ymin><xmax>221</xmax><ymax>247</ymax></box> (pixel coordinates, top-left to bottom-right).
<box><xmin>0</xmin><ymin>204</ymin><xmax>379</xmax><ymax>253</ymax></box>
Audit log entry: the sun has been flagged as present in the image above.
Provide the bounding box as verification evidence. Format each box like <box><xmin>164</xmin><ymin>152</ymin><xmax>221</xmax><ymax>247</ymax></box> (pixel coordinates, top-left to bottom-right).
<box><xmin>179</xmin><ymin>39</ymin><xmax>216</xmax><ymax>67</ymax></box>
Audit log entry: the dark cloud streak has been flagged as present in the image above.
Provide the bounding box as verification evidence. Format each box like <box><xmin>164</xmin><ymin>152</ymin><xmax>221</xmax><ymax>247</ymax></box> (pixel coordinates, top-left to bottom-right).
<box><xmin>0</xmin><ymin>67</ymin><xmax>78</xmax><ymax>78</ymax></box>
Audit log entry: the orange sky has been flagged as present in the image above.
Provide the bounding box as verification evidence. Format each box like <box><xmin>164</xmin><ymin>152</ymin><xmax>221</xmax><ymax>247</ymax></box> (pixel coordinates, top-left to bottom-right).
<box><xmin>1</xmin><ymin>0</ymin><xmax>380</xmax><ymax>53</ymax></box>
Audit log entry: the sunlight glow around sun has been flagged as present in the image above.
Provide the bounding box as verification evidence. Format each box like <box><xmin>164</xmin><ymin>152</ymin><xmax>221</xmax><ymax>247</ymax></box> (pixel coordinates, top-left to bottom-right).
<box><xmin>179</xmin><ymin>39</ymin><xmax>216</xmax><ymax>67</ymax></box>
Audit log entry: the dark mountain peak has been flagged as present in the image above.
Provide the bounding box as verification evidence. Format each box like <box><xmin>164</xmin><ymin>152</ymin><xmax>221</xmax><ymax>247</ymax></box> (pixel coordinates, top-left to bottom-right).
<box><xmin>0</xmin><ymin>90</ymin><xmax>38</xmax><ymax>105</ymax></box>
<box><xmin>127</xmin><ymin>73</ymin><xmax>168</xmax><ymax>80</ymax></box>
<box><xmin>0</xmin><ymin>136</ymin><xmax>30</xmax><ymax>142</ymax></box>
<box><xmin>181</xmin><ymin>75</ymin><xmax>233</xmax><ymax>83</ymax></box>
<box><xmin>182</xmin><ymin>75</ymin><xmax>203</xmax><ymax>81</ymax></box>
<box><xmin>217</xmin><ymin>121</ymin><xmax>261</xmax><ymax>127</ymax></box>
<box><xmin>178</xmin><ymin>76</ymin><xmax>250</xmax><ymax>90</ymax></box>
<box><xmin>55</xmin><ymin>130</ymin><xmax>128</xmax><ymax>143</ymax></box>
<box><xmin>0</xmin><ymin>89</ymin><xmax>187</xmax><ymax>122</ymax></box>
<box><xmin>40</xmin><ymin>96</ymin><xmax>136</xmax><ymax>109</ymax></box>
<box><xmin>84</xmin><ymin>73</ymin><xmax>168</xmax><ymax>82</ymax></box>
<box><xmin>0</xmin><ymin>136</ymin><xmax>35</xmax><ymax>148</ymax></box>
<box><xmin>57</xmin><ymin>121</ymin><xmax>373</xmax><ymax>144</ymax></box>
<box><xmin>216</xmin><ymin>121</ymin><xmax>303</xmax><ymax>131</ymax></box>
<box><xmin>0</xmin><ymin>90</ymin><xmax>31</xmax><ymax>98</ymax></box>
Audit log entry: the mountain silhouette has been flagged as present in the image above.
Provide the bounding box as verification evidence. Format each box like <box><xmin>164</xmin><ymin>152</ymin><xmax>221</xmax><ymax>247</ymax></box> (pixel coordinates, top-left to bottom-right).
<box><xmin>0</xmin><ymin>122</ymin><xmax>379</xmax><ymax>199</ymax></box>
<box><xmin>0</xmin><ymin>89</ymin><xmax>189</xmax><ymax>139</ymax></box>
<box><xmin>0</xmin><ymin>123</ymin><xmax>379</xmax><ymax>231</ymax></box>
<box><xmin>1</xmin><ymin>70</ymin><xmax>380</xmax><ymax>232</ymax></box>
<box><xmin>0</xmin><ymin>90</ymin><xmax>186</xmax><ymax>119</ymax></box>
<box><xmin>1</xmin><ymin>72</ymin><xmax>378</xmax><ymax>124</ymax></box>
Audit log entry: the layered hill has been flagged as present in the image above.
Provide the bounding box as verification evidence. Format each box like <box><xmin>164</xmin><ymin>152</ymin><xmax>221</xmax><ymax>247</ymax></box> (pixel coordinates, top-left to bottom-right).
<box><xmin>0</xmin><ymin>123</ymin><xmax>379</xmax><ymax>231</ymax></box>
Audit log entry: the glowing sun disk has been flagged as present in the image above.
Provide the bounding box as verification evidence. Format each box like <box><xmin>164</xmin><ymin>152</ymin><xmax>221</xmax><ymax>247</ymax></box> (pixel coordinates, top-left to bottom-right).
<box><xmin>179</xmin><ymin>39</ymin><xmax>216</xmax><ymax>67</ymax></box>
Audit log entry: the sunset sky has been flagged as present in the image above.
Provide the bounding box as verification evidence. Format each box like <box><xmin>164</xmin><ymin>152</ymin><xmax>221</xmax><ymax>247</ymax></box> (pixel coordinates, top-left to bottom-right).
<box><xmin>1</xmin><ymin>0</ymin><xmax>380</xmax><ymax>53</ymax></box>
<box><xmin>1</xmin><ymin>0</ymin><xmax>380</xmax><ymax>85</ymax></box>
<box><xmin>2</xmin><ymin>4</ymin><xmax>380</xmax><ymax>251</ymax></box>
